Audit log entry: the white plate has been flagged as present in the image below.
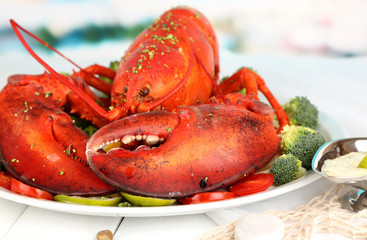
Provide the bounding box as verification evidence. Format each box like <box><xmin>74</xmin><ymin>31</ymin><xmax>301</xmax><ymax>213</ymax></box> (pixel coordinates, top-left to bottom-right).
<box><xmin>0</xmin><ymin>111</ymin><xmax>347</xmax><ymax>217</ymax></box>
<box><xmin>0</xmin><ymin>49</ymin><xmax>347</xmax><ymax>217</ymax></box>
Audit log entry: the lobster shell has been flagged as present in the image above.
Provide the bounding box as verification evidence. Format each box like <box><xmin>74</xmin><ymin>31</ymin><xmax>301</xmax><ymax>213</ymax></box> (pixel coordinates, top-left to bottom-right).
<box><xmin>86</xmin><ymin>99</ymin><xmax>280</xmax><ymax>198</ymax></box>
<box><xmin>111</xmin><ymin>6</ymin><xmax>219</xmax><ymax>116</ymax></box>
<box><xmin>0</xmin><ymin>74</ymin><xmax>115</xmax><ymax>196</ymax></box>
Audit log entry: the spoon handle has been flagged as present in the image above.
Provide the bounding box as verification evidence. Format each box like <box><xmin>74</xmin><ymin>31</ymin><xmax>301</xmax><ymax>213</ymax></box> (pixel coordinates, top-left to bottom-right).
<box><xmin>342</xmin><ymin>187</ymin><xmax>366</xmax><ymax>212</ymax></box>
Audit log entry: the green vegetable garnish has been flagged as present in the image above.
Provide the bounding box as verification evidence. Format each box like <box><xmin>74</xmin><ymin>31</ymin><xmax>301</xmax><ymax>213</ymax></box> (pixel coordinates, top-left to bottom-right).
<box><xmin>284</xmin><ymin>96</ymin><xmax>319</xmax><ymax>129</ymax></box>
<box><xmin>54</xmin><ymin>193</ymin><xmax>122</xmax><ymax>206</ymax></box>
<box><xmin>281</xmin><ymin>125</ymin><xmax>326</xmax><ymax>170</ymax></box>
<box><xmin>121</xmin><ymin>192</ymin><xmax>176</xmax><ymax>207</ymax></box>
<box><xmin>270</xmin><ymin>154</ymin><xmax>306</xmax><ymax>186</ymax></box>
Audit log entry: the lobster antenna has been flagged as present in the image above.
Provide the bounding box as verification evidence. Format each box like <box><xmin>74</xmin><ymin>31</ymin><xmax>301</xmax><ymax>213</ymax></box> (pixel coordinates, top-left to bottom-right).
<box><xmin>10</xmin><ymin>19</ymin><xmax>110</xmax><ymax>120</ymax></box>
<box><xmin>9</xmin><ymin>20</ymin><xmax>112</xmax><ymax>94</ymax></box>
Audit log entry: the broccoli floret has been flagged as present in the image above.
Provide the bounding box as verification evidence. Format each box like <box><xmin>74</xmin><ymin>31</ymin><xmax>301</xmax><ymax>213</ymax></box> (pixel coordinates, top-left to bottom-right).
<box><xmin>281</xmin><ymin>125</ymin><xmax>326</xmax><ymax>170</ymax></box>
<box><xmin>83</xmin><ymin>125</ymin><xmax>98</xmax><ymax>136</ymax></box>
<box><xmin>70</xmin><ymin>115</ymin><xmax>98</xmax><ymax>136</ymax></box>
<box><xmin>109</xmin><ymin>60</ymin><xmax>120</xmax><ymax>71</ymax></box>
<box><xmin>270</xmin><ymin>154</ymin><xmax>306</xmax><ymax>186</ymax></box>
<box><xmin>284</xmin><ymin>96</ymin><xmax>318</xmax><ymax>129</ymax></box>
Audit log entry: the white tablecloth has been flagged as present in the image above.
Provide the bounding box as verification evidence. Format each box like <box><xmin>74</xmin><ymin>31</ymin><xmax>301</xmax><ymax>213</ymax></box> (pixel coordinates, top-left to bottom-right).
<box><xmin>0</xmin><ymin>48</ymin><xmax>366</xmax><ymax>240</ymax></box>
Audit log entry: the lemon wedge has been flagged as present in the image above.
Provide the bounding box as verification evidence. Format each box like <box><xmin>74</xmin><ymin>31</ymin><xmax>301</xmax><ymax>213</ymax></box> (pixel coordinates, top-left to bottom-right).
<box><xmin>357</xmin><ymin>154</ymin><xmax>367</xmax><ymax>169</ymax></box>
<box><xmin>103</xmin><ymin>141</ymin><xmax>122</xmax><ymax>152</ymax></box>
<box><xmin>54</xmin><ymin>193</ymin><xmax>122</xmax><ymax>206</ymax></box>
<box><xmin>121</xmin><ymin>192</ymin><xmax>176</xmax><ymax>207</ymax></box>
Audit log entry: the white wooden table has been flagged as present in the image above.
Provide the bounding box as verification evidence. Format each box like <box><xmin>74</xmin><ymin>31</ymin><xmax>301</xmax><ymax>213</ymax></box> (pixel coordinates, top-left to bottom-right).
<box><xmin>0</xmin><ymin>49</ymin><xmax>366</xmax><ymax>240</ymax></box>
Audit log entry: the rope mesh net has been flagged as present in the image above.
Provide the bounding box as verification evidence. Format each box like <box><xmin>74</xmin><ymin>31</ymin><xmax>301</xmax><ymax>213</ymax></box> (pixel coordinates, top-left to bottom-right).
<box><xmin>200</xmin><ymin>185</ymin><xmax>367</xmax><ymax>240</ymax></box>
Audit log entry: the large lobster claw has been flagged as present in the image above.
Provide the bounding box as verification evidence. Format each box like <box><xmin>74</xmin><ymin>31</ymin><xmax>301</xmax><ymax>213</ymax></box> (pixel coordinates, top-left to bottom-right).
<box><xmin>0</xmin><ymin>74</ymin><xmax>115</xmax><ymax>196</ymax></box>
<box><xmin>86</xmin><ymin>98</ymin><xmax>280</xmax><ymax>198</ymax></box>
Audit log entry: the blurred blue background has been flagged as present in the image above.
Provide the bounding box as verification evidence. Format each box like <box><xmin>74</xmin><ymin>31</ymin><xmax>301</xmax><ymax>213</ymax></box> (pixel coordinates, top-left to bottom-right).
<box><xmin>1</xmin><ymin>0</ymin><xmax>367</xmax><ymax>59</ymax></box>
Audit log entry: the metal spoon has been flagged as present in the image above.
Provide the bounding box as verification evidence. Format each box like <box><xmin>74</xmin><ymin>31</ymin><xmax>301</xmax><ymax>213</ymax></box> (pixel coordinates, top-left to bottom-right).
<box><xmin>354</xmin><ymin>189</ymin><xmax>367</xmax><ymax>211</ymax></box>
<box><xmin>341</xmin><ymin>187</ymin><xmax>366</xmax><ymax>212</ymax></box>
<box><xmin>312</xmin><ymin>137</ymin><xmax>367</xmax><ymax>187</ymax></box>
<box><xmin>312</xmin><ymin>137</ymin><xmax>367</xmax><ymax>211</ymax></box>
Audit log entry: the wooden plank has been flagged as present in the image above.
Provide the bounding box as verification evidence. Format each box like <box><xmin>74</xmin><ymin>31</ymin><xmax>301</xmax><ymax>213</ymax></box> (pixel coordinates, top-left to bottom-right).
<box><xmin>0</xmin><ymin>198</ymin><xmax>28</xmax><ymax>238</ymax></box>
<box><xmin>2</xmin><ymin>206</ymin><xmax>123</xmax><ymax>240</ymax></box>
<box><xmin>114</xmin><ymin>214</ymin><xmax>216</xmax><ymax>240</ymax></box>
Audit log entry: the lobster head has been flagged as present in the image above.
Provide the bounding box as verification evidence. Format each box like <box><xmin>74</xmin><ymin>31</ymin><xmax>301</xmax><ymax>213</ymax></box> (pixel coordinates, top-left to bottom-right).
<box><xmin>110</xmin><ymin>36</ymin><xmax>192</xmax><ymax>117</ymax></box>
<box><xmin>109</xmin><ymin>6</ymin><xmax>218</xmax><ymax>119</ymax></box>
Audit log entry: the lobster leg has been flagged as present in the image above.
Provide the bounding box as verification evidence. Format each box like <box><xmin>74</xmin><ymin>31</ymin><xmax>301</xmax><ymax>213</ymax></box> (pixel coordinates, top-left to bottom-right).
<box><xmin>0</xmin><ymin>75</ymin><xmax>115</xmax><ymax>196</ymax></box>
<box><xmin>9</xmin><ymin>71</ymin><xmax>110</xmax><ymax>128</ymax></box>
<box><xmin>218</xmin><ymin>67</ymin><xmax>289</xmax><ymax>133</ymax></box>
<box><xmin>71</xmin><ymin>64</ymin><xmax>115</xmax><ymax>94</ymax></box>
<box><xmin>9</xmin><ymin>20</ymin><xmax>120</xmax><ymax>122</ymax></box>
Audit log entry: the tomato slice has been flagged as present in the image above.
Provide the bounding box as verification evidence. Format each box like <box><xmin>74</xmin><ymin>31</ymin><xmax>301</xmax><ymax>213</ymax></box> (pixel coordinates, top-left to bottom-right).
<box><xmin>11</xmin><ymin>179</ymin><xmax>53</xmax><ymax>200</ymax></box>
<box><xmin>181</xmin><ymin>191</ymin><xmax>236</xmax><ymax>205</ymax></box>
<box><xmin>0</xmin><ymin>171</ymin><xmax>12</xmax><ymax>190</ymax></box>
<box><xmin>230</xmin><ymin>173</ymin><xmax>274</xmax><ymax>197</ymax></box>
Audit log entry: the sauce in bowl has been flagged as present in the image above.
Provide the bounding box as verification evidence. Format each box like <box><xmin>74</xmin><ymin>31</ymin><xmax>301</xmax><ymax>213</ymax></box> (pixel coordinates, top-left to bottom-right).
<box><xmin>322</xmin><ymin>152</ymin><xmax>367</xmax><ymax>177</ymax></box>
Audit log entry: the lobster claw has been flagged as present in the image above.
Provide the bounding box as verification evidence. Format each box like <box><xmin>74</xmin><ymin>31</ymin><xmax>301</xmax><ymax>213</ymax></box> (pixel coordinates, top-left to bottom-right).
<box><xmin>86</xmin><ymin>100</ymin><xmax>280</xmax><ymax>199</ymax></box>
<box><xmin>0</xmin><ymin>75</ymin><xmax>115</xmax><ymax>196</ymax></box>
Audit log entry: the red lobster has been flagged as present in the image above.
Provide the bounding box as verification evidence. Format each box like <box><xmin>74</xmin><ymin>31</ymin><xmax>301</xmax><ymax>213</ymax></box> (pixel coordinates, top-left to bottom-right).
<box><xmin>0</xmin><ymin>6</ymin><xmax>289</xmax><ymax>198</ymax></box>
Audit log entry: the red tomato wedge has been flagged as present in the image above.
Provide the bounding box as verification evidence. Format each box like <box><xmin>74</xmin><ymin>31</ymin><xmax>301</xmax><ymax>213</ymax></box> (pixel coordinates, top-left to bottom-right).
<box><xmin>11</xmin><ymin>179</ymin><xmax>53</xmax><ymax>200</ymax></box>
<box><xmin>0</xmin><ymin>171</ymin><xmax>12</xmax><ymax>190</ymax></box>
<box><xmin>230</xmin><ymin>173</ymin><xmax>274</xmax><ymax>197</ymax></box>
<box><xmin>181</xmin><ymin>191</ymin><xmax>236</xmax><ymax>205</ymax></box>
